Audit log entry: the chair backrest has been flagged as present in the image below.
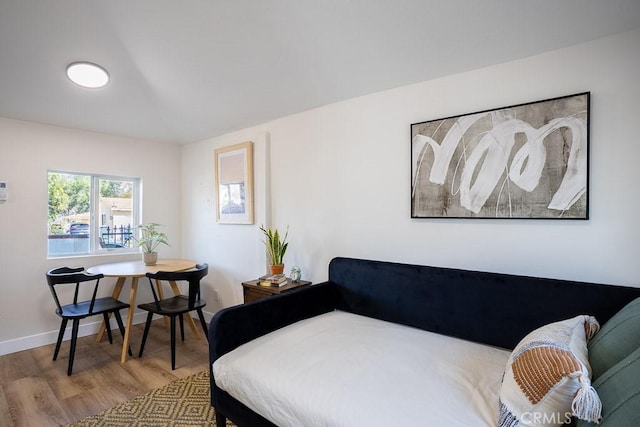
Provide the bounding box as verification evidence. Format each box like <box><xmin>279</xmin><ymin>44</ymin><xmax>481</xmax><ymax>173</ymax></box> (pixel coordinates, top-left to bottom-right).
<box><xmin>46</xmin><ymin>267</ymin><xmax>105</xmax><ymax>315</ymax></box>
<box><xmin>146</xmin><ymin>263</ymin><xmax>209</xmax><ymax>309</ymax></box>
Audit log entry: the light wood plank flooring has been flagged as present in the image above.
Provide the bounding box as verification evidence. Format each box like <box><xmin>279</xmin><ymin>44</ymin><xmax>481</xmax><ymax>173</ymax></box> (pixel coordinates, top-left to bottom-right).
<box><xmin>0</xmin><ymin>318</ymin><xmax>210</xmax><ymax>427</ymax></box>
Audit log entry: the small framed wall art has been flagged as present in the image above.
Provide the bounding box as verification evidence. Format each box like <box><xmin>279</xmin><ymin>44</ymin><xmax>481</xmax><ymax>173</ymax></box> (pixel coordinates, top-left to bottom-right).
<box><xmin>411</xmin><ymin>92</ymin><xmax>589</xmax><ymax>219</ymax></box>
<box><xmin>214</xmin><ymin>141</ymin><xmax>254</xmax><ymax>224</ymax></box>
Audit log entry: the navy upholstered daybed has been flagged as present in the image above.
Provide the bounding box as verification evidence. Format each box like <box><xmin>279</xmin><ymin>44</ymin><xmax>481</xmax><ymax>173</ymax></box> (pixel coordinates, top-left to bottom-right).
<box><xmin>208</xmin><ymin>257</ymin><xmax>640</xmax><ymax>426</ymax></box>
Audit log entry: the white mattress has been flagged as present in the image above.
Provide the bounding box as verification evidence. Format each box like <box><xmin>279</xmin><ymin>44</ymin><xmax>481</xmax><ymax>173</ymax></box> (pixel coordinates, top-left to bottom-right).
<box><xmin>213</xmin><ymin>310</ymin><xmax>510</xmax><ymax>427</ymax></box>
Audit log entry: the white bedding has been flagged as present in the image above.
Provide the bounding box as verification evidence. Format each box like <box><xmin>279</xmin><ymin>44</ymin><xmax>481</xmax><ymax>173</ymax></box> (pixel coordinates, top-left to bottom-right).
<box><xmin>213</xmin><ymin>310</ymin><xmax>510</xmax><ymax>427</ymax></box>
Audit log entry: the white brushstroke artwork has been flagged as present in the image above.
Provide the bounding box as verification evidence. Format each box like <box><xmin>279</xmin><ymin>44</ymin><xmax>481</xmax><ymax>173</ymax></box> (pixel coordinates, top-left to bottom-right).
<box><xmin>411</xmin><ymin>93</ymin><xmax>589</xmax><ymax>219</ymax></box>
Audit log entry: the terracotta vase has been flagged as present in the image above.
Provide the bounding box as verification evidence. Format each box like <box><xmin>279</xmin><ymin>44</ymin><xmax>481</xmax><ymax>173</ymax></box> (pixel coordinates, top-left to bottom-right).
<box><xmin>269</xmin><ymin>264</ymin><xmax>284</xmax><ymax>275</ymax></box>
<box><xmin>143</xmin><ymin>252</ymin><xmax>158</xmax><ymax>266</ymax></box>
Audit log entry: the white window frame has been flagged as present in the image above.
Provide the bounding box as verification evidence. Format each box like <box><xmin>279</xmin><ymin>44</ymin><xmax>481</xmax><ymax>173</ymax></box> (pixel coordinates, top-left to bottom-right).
<box><xmin>47</xmin><ymin>170</ymin><xmax>141</xmax><ymax>258</ymax></box>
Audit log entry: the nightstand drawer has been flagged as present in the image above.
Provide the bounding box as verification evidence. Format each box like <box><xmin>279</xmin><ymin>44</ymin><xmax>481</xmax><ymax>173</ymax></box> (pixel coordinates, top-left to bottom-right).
<box><xmin>242</xmin><ymin>279</ymin><xmax>311</xmax><ymax>304</ymax></box>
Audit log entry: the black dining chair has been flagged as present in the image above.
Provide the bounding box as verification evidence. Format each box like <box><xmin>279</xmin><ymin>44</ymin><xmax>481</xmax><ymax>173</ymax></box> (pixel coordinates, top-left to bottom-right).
<box><xmin>138</xmin><ymin>263</ymin><xmax>209</xmax><ymax>370</ymax></box>
<box><xmin>46</xmin><ymin>266</ymin><xmax>130</xmax><ymax>375</ymax></box>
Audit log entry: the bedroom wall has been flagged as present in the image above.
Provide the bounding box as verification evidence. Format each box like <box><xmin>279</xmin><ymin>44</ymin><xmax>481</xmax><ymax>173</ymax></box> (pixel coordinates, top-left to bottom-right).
<box><xmin>0</xmin><ymin>119</ymin><xmax>183</xmax><ymax>354</ymax></box>
<box><xmin>182</xmin><ymin>28</ymin><xmax>640</xmax><ymax>313</ymax></box>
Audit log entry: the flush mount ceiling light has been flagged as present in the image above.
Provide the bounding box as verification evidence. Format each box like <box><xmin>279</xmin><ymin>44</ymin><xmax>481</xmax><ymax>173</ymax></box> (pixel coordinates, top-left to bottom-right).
<box><xmin>66</xmin><ymin>62</ymin><xmax>109</xmax><ymax>88</ymax></box>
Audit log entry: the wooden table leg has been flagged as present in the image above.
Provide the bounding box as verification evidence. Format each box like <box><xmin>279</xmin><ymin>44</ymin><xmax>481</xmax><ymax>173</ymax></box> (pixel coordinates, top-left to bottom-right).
<box><xmin>121</xmin><ymin>277</ymin><xmax>139</xmax><ymax>363</ymax></box>
<box><xmin>96</xmin><ymin>276</ymin><xmax>126</xmax><ymax>342</ymax></box>
<box><xmin>168</xmin><ymin>280</ymin><xmax>201</xmax><ymax>340</ymax></box>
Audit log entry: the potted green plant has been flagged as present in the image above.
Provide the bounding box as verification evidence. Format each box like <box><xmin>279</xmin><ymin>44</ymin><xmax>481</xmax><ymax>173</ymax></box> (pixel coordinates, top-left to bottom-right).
<box><xmin>260</xmin><ymin>225</ymin><xmax>289</xmax><ymax>274</ymax></box>
<box><xmin>134</xmin><ymin>223</ymin><xmax>170</xmax><ymax>265</ymax></box>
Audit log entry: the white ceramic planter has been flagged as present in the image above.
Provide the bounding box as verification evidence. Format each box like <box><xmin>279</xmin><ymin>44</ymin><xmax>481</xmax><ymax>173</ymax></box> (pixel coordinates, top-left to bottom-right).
<box><xmin>143</xmin><ymin>251</ymin><xmax>158</xmax><ymax>266</ymax></box>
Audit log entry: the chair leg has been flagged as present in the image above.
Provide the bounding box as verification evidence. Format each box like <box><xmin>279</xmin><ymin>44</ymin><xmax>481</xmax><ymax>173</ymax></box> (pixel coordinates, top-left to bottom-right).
<box><xmin>53</xmin><ymin>318</ymin><xmax>68</xmax><ymax>361</ymax></box>
<box><xmin>114</xmin><ymin>310</ymin><xmax>132</xmax><ymax>356</ymax></box>
<box><xmin>179</xmin><ymin>313</ymin><xmax>185</xmax><ymax>342</ymax></box>
<box><xmin>103</xmin><ymin>313</ymin><xmax>113</xmax><ymax>344</ymax></box>
<box><xmin>138</xmin><ymin>312</ymin><xmax>154</xmax><ymax>357</ymax></box>
<box><xmin>170</xmin><ymin>315</ymin><xmax>176</xmax><ymax>370</ymax></box>
<box><xmin>68</xmin><ymin>319</ymin><xmax>80</xmax><ymax>376</ymax></box>
<box><xmin>197</xmin><ymin>309</ymin><xmax>209</xmax><ymax>341</ymax></box>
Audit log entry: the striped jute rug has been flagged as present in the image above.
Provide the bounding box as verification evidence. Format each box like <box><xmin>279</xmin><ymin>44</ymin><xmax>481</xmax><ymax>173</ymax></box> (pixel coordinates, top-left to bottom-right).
<box><xmin>68</xmin><ymin>370</ymin><xmax>235</xmax><ymax>426</ymax></box>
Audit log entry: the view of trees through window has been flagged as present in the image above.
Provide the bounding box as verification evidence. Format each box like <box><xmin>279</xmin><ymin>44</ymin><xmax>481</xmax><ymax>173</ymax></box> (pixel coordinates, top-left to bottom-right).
<box><xmin>47</xmin><ymin>172</ymin><xmax>139</xmax><ymax>256</ymax></box>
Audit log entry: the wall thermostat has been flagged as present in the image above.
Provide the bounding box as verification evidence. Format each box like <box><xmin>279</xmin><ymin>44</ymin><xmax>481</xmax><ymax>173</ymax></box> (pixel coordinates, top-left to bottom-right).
<box><xmin>0</xmin><ymin>182</ymin><xmax>7</xmax><ymax>202</ymax></box>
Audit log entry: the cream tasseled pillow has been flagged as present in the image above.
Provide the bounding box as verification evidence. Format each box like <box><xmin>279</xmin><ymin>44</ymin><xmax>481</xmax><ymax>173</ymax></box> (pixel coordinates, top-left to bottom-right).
<box><xmin>498</xmin><ymin>315</ymin><xmax>602</xmax><ymax>427</ymax></box>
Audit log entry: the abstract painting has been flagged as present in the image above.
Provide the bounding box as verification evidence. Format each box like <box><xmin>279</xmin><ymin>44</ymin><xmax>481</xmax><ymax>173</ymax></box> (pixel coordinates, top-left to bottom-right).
<box><xmin>411</xmin><ymin>92</ymin><xmax>589</xmax><ymax>219</ymax></box>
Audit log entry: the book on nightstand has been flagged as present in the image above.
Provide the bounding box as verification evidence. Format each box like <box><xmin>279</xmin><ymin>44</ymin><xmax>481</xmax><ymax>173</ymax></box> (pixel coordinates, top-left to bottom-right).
<box><xmin>258</xmin><ymin>273</ymin><xmax>288</xmax><ymax>287</ymax></box>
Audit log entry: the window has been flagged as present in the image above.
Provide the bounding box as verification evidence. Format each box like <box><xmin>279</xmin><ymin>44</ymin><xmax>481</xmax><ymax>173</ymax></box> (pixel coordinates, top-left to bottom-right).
<box><xmin>47</xmin><ymin>171</ymin><xmax>140</xmax><ymax>257</ymax></box>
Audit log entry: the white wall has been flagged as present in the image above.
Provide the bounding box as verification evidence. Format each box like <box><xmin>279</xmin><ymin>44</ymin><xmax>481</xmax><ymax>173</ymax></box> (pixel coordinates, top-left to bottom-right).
<box><xmin>2</xmin><ymin>28</ymin><xmax>639</xmax><ymax>356</ymax></box>
<box><xmin>183</xmin><ymin>28</ymin><xmax>640</xmax><ymax>311</ymax></box>
<box><xmin>0</xmin><ymin>119</ymin><xmax>183</xmax><ymax>354</ymax></box>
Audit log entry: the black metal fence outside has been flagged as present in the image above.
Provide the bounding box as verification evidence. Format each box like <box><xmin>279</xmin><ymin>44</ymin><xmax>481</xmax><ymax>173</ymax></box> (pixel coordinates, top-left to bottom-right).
<box><xmin>100</xmin><ymin>225</ymin><xmax>133</xmax><ymax>248</ymax></box>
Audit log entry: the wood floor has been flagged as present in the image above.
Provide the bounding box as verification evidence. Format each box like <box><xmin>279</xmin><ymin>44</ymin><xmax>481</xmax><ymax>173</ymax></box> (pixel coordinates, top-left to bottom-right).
<box><xmin>0</xmin><ymin>318</ymin><xmax>210</xmax><ymax>427</ymax></box>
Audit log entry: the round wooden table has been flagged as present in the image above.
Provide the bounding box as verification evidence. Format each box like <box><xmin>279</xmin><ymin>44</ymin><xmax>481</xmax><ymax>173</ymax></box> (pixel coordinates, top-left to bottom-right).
<box><xmin>88</xmin><ymin>259</ymin><xmax>198</xmax><ymax>363</ymax></box>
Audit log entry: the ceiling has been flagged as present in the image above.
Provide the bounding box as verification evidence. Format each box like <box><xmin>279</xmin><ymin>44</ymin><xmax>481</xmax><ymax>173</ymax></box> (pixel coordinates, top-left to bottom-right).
<box><xmin>1</xmin><ymin>1</ymin><xmax>639</xmax><ymax>144</ymax></box>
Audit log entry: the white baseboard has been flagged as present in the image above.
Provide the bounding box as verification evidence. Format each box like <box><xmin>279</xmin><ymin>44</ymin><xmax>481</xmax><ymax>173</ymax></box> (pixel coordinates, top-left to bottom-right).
<box><xmin>0</xmin><ymin>310</ymin><xmax>215</xmax><ymax>356</ymax></box>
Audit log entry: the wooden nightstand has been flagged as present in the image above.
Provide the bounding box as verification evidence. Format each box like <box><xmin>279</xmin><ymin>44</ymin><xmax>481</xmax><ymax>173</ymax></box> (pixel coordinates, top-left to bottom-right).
<box><xmin>242</xmin><ymin>279</ymin><xmax>312</xmax><ymax>304</ymax></box>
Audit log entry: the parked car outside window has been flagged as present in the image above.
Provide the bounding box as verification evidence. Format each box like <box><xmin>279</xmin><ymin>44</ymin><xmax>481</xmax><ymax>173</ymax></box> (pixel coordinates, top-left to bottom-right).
<box><xmin>102</xmin><ymin>242</ymin><xmax>126</xmax><ymax>248</ymax></box>
<box><xmin>68</xmin><ymin>222</ymin><xmax>89</xmax><ymax>235</ymax></box>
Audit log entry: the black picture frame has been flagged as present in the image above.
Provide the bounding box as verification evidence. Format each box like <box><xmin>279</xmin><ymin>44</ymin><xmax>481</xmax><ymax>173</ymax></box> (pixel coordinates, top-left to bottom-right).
<box><xmin>411</xmin><ymin>92</ymin><xmax>590</xmax><ymax>219</ymax></box>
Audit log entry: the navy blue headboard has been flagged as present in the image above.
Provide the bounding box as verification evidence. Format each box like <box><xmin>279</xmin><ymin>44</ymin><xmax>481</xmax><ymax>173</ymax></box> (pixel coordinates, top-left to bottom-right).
<box><xmin>328</xmin><ymin>257</ymin><xmax>640</xmax><ymax>349</ymax></box>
